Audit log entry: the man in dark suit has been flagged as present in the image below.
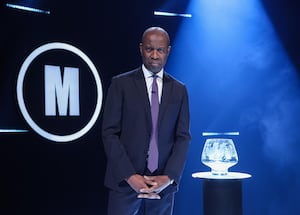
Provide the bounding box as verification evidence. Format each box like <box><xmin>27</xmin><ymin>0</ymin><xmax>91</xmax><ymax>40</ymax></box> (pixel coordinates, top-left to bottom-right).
<box><xmin>102</xmin><ymin>27</ymin><xmax>191</xmax><ymax>215</ymax></box>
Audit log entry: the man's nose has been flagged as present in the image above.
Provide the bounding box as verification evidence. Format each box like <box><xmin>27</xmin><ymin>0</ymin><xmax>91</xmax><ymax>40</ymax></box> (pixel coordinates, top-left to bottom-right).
<box><xmin>151</xmin><ymin>50</ymin><xmax>159</xmax><ymax>59</ymax></box>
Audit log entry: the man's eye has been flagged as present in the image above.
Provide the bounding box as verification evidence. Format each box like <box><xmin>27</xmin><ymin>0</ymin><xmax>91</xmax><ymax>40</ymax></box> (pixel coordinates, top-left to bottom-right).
<box><xmin>157</xmin><ymin>48</ymin><xmax>165</xmax><ymax>53</ymax></box>
<box><xmin>146</xmin><ymin>47</ymin><xmax>153</xmax><ymax>52</ymax></box>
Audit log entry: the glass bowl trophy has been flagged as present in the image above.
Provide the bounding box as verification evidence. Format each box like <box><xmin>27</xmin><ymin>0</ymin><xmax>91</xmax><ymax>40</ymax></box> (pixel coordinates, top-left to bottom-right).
<box><xmin>192</xmin><ymin>132</ymin><xmax>251</xmax><ymax>179</ymax></box>
<box><xmin>201</xmin><ymin>138</ymin><xmax>238</xmax><ymax>176</ymax></box>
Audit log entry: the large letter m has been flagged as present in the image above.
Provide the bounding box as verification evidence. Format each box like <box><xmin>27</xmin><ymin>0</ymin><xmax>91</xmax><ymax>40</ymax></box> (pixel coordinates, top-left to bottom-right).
<box><xmin>45</xmin><ymin>65</ymin><xmax>80</xmax><ymax>116</ymax></box>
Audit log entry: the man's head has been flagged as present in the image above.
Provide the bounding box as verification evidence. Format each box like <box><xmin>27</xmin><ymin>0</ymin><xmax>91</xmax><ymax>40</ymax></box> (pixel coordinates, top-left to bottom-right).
<box><xmin>140</xmin><ymin>27</ymin><xmax>171</xmax><ymax>74</ymax></box>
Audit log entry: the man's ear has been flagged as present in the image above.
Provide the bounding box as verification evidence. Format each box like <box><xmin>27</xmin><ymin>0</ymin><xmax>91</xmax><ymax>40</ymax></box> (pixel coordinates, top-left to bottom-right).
<box><xmin>139</xmin><ymin>43</ymin><xmax>143</xmax><ymax>55</ymax></box>
<box><xmin>167</xmin><ymin>45</ymin><xmax>171</xmax><ymax>55</ymax></box>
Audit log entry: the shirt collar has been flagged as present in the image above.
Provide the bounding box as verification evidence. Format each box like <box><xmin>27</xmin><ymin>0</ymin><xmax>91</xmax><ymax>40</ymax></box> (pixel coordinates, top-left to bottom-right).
<box><xmin>142</xmin><ymin>64</ymin><xmax>163</xmax><ymax>79</ymax></box>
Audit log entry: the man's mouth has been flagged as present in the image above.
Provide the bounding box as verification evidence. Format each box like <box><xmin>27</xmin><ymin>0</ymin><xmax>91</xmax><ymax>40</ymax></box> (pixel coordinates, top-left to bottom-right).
<box><xmin>150</xmin><ymin>62</ymin><xmax>160</xmax><ymax>66</ymax></box>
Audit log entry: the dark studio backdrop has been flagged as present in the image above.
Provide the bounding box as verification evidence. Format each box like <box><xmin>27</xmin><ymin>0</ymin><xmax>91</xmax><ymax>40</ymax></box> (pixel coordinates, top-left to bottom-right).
<box><xmin>1</xmin><ymin>0</ymin><xmax>300</xmax><ymax>215</ymax></box>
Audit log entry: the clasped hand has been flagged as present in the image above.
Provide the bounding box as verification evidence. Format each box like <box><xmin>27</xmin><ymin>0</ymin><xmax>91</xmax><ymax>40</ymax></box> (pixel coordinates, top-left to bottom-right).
<box><xmin>126</xmin><ymin>174</ymin><xmax>172</xmax><ymax>200</ymax></box>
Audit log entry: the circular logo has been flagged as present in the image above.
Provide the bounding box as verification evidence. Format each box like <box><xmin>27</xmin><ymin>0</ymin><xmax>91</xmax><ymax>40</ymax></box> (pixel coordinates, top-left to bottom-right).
<box><xmin>16</xmin><ymin>42</ymin><xmax>103</xmax><ymax>142</ymax></box>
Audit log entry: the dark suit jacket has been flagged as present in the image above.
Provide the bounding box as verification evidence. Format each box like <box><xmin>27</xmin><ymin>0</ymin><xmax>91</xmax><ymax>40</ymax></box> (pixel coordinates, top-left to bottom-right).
<box><xmin>102</xmin><ymin>67</ymin><xmax>191</xmax><ymax>194</ymax></box>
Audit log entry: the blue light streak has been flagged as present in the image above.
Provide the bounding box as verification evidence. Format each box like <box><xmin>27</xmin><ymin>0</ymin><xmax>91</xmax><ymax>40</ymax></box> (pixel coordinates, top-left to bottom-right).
<box><xmin>6</xmin><ymin>3</ymin><xmax>50</xmax><ymax>14</ymax></box>
<box><xmin>154</xmin><ymin>11</ymin><xmax>192</xmax><ymax>18</ymax></box>
<box><xmin>0</xmin><ymin>129</ymin><xmax>29</xmax><ymax>133</ymax></box>
<box><xmin>202</xmin><ymin>132</ymin><xmax>240</xmax><ymax>136</ymax></box>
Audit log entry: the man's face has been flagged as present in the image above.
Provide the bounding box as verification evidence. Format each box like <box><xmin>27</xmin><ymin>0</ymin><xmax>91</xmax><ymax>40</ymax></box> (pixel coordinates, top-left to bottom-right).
<box><xmin>140</xmin><ymin>31</ymin><xmax>171</xmax><ymax>74</ymax></box>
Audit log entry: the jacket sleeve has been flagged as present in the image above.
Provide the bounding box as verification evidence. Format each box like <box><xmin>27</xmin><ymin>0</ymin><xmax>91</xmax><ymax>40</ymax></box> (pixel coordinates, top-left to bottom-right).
<box><xmin>164</xmin><ymin>85</ymin><xmax>191</xmax><ymax>185</ymax></box>
<box><xmin>101</xmin><ymin>77</ymin><xmax>136</xmax><ymax>184</ymax></box>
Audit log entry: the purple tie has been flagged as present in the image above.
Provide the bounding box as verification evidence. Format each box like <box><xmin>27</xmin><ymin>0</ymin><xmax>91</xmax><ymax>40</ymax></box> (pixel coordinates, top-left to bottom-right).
<box><xmin>148</xmin><ymin>75</ymin><xmax>159</xmax><ymax>172</ymax></box>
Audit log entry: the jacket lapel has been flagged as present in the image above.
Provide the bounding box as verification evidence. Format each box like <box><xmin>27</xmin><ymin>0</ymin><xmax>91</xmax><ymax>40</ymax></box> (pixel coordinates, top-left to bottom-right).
<box><xmin>158</xmin><ymin>73</ymin><xmax>173</xmax><ymax>126</ymax></box>
<box><xmin>132</xmin><ymin>68</ymin><xmax>152</xmax><ymax>132</ymax></box>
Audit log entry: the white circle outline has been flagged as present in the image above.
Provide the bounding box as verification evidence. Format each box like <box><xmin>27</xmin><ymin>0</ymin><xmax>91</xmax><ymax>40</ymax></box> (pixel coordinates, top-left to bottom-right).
<box><xmin>17</xmin><ymin>42</ymin><xmax>103</xmax><ymax>142</ymax></box>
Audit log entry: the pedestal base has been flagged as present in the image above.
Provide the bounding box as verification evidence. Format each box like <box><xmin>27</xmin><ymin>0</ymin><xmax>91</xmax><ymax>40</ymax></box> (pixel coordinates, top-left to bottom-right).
<box><xmin>203</xmin><ymin>179</ymin><xmax>242</xmax><ymax>215</ymax></box>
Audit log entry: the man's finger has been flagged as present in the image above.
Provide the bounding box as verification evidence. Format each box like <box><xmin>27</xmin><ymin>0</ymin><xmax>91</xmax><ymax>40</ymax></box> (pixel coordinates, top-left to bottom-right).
<box><xmin>139</xmin><ymin>188</ymin><xmax>152</xmax><ymax>193</ymax></box>
<box><xmin>137</xmin><ymin>193</ymin><xmax>161</xmax><ymax>199</ymax></box>
<box><xmin>144</xmin><ymin>175</ymin><xmax>154</xmax><ymax>180</ymax></box>
<box><xmin>144</xmin><ymin>176</ymin><xmax>158</xmax><ymax>185</ymax></box>
<box><xmin>144</xmin><ymin>180</ymin><xmax>158</xmax><ymax>186</ymax></box>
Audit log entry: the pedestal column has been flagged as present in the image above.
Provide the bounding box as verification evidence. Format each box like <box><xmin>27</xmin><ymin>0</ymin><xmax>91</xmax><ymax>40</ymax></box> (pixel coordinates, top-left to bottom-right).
<box><xmin>192</xmin><ymin>172</ymin><xmax>251</xmax><ymax>215</ymax></box>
